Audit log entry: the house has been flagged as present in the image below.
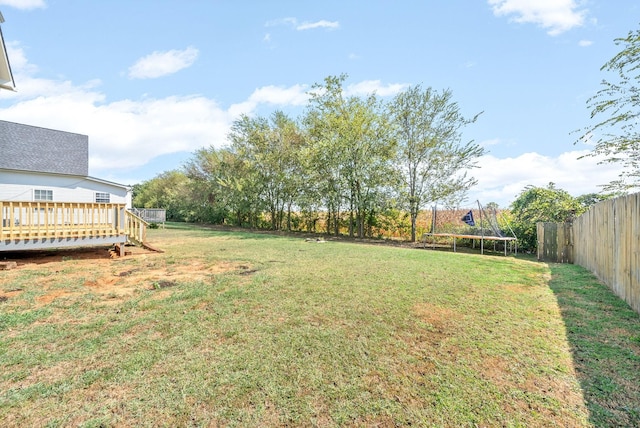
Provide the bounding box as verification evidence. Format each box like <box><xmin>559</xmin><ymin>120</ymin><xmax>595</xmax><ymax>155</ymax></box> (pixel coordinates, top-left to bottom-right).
<box><xmin>0</xmin><ymin>120</ymin><xmax>147</xmax><ymax>254</ymax></box>
<box><xmin>0</xmin><ymin>121</ymin><xmax>132</xmax><ymax>206</ymax></box>
<box><xmin>0</xmin><ymin>10</ymin><xmax>16</xmax><ymax>91</ymax></box>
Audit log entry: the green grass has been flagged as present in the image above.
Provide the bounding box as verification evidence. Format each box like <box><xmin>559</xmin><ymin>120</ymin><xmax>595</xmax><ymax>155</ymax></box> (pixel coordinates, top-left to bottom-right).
<box><xmin>0</xmin><ymin>223</ymin><xmax>638</xmax><ymax>426</ymax></box>
<box><xmin>548</xmin><ymin>264</ymin><xmax>640</xmax><ymax>427</ymax></box>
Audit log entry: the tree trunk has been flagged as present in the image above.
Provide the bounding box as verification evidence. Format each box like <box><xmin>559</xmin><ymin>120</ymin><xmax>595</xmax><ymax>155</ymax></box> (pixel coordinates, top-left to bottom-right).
<box><xmin>409</xmin><ymin>195</ymin><xmax>419</xmax><ymax>242</ymax></box>
<box><xmin>410</xmin><ymin>212</ymin><xmax>417</xmax><ymax>242</ymax></box>
<box><xmin>349</xmin><ymin>209</ymin><xmax>354</xmax><ymax>237</ymax></box>
<box><xmin>270</xmin><ymin>205</ymin><xmax>277</xmax><ymax>230</ymax></box>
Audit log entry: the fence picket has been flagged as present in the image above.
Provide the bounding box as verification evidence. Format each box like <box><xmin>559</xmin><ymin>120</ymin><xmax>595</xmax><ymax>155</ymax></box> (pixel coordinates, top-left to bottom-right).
<box><xmin>572</xmin><ymin>194</ymin><xmax>640</xmax><ymax>315</ymax></box>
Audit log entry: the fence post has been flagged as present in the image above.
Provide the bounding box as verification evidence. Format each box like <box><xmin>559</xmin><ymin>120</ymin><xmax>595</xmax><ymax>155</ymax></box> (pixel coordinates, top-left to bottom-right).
<box><xmin>537</xmin><ymin>222</ymin><xmax>544</xmax><ymax>261</ymax></box>
<box><xmin>564</xmin><ymin>220</ymin><xmax>574</xmax><ymax>264</ymax></box>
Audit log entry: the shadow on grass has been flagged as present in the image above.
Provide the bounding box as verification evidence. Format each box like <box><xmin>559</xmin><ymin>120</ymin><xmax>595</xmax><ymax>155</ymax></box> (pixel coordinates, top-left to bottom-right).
<box><xmin>548</xmin><ymin>263</ymin><xmax>640</xmax><ymax>427</ymax></box>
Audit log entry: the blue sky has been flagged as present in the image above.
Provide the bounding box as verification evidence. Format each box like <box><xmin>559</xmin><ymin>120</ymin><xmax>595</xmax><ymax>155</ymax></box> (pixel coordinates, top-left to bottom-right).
<box><xmin>0</xmin><ymin>0</ymin><xmax>638</xmax><ymax>207</ymax></box>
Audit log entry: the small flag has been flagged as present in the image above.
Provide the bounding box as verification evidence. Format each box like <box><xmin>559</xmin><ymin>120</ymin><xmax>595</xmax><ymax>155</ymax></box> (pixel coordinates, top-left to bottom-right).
<box><xmin>461</xmin><ymin>210</ymin><xmax>475</xmax><ymax>226</ymax></box>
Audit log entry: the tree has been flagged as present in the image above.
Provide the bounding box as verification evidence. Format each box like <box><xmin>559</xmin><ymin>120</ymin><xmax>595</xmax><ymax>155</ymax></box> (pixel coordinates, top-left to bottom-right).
<box><xmin>264</xmin><ymin>112</ymin><xmax>307</xmax><ymax>231</ymax></box>
<box><xmin>388</xmin><ymin>85</ymin><xmax>485</xmax><ymax>242</ymax></box>
<box><xmin>510</xmin><ymin>183</ymin><xmax>584</xmax><ymax>251</ymax></box>
<box><xmin>132</xmin><ymin>170</ymin><xmax>192</xmax><ymax>221</ymax></box>
<box><xmin>577</xmin><ymin>26</ymin><xmax>640</xmax><ymax>192</ymax></box>
<box><xmin>305</xmin><ymin>74</ymin><xmax>397</xmax><ymax>238</ymax></box>
<box><xmin>182</xmin><ymin>147</ymin><xmax>243</xmax><ymax>224</ymax></box>
<box><xmin>227</xmin><ymin>111</ymin><xmax>305</xmax><ymax>230</ymax></box>
<box><xmin>575</xmin><ymin>192</ymin><xmax>616</xmax><ymax>210</ymax></box>
<box><xmin>184</xmin><ymin>146</ymin><xmax>264</xmax><ymax>227</ymax></box>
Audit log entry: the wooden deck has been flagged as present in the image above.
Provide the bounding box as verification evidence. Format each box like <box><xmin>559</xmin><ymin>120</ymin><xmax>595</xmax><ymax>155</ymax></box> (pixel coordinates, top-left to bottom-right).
<box><xmin>1</xmin><ymin>201</ymin><xmax>147</xmax><ymax>253</ymax></box>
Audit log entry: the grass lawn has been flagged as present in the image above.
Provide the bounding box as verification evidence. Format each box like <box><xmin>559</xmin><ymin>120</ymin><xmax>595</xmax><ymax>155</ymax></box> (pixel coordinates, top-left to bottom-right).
<box><xmin>1</xmin><ymin>223</ymin><xmax>639</xmax><ymax>427</ymax></box>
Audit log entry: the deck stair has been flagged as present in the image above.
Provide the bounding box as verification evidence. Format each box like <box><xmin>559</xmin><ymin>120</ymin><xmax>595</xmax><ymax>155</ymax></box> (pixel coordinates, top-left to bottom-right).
<box><xmin>124</xmin><ymin>210</ymin><xmax>163</xmax><ymax>253</ymax></box>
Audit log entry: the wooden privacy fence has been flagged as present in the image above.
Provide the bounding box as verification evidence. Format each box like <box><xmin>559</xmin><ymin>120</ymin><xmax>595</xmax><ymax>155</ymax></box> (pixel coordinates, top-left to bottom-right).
<box><xmin>538</xmin><ymin>193</ymin><xmax>640</xmax><ymax>315</ymax></box>
<box><xmin>537</xmin><ymin>222</ymin><xmax>573</xmax><ymax>263</ymax></box>
<box><xmin>573</xmin><ymin>194</ymin><xmax>640</xmax><ymax>315</ymax></box>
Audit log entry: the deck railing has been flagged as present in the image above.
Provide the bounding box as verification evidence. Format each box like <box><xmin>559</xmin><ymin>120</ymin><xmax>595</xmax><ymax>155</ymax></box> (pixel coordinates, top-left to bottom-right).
<box><xmin>1</xmin><ymin>201</ymin><xmax>126</xmax><ymax>240</ymax></box>
<box><xmin>125</xmin><ymin>209</ymin><xmax>148</xmax><ymax>246</ymax></box>
<box><xmin>1</xmin><ymin>202</ymin><xmax>148</xmax><ymax>245</ymax></box>
<box><xmin>131</xmin><ymin>208</ymin><xmax>166</xmax><ymax>224</ymax></box>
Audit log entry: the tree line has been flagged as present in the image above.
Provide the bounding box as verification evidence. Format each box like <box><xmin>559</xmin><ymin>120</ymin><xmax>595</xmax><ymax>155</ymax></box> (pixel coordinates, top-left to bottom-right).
<box><xmin>134</xmin><ymin>74</ymin><xmax>485</xmax><ymax>242</ymax></box>
<box><xmin>135</xmin><ymin>23</ymin><xmax>640</xmax><ymax>249</ymax></box>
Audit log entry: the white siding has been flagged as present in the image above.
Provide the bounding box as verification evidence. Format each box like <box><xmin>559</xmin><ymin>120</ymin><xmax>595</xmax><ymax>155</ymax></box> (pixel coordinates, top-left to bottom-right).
<box><xmin>0</xmin><ymin>170</ymin><xmax>131</xmax><ymax>207</ymax></box>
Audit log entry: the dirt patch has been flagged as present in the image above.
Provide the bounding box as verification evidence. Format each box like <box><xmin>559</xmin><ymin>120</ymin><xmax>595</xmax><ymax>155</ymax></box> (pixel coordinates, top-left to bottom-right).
<box><xmin>0</xmin><ymin>288</ymin><xmax>21</xmax><ymax>302</ymax></box>
<box><xmin>478</xmin><ymin>352</ymin><xmax>587</xmax><ymax>423</ymax></box>
<box><xmin>1</xmin><ymin>247</ymin><xmax>251</xmax><ymax>307</ymax></box>
<box><xmin>412</xmin><ymin>302</ymin><xmax>460</xmax><ymax>331</ymax></box>
<box><xmin>37</xmin><ymin>289</ymin><xmax>76</xmax><ymax>305</ymax></box>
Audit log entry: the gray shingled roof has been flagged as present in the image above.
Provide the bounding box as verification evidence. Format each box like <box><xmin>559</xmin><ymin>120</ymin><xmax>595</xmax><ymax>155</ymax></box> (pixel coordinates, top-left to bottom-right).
<box><xmin>0</xmin><ymin>120</ymin><xmax>88</xmax><ymax>175</ymax></box>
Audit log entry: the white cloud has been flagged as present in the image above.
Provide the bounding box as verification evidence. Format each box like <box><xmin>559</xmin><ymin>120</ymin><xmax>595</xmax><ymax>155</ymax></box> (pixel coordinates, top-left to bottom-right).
<box><xmin>0</xmin><ymin>50</ymin><xmax>318</xmax><ymax>177</ymax></box>
<box><xmin>465</xmin><ymin>150</ymin><xmax>623</xmax><ymax>207</ymax></box>
<box><xmin>3</xmin><ymin>41</ymin><xmax>97</xmax><ymax>99</ymax></box>
<box><xmin>228</xmin><ymin>79</ymin><xmax>409</xmax><ymax>117</ymax></box>
<box><xmin>346</xmin><ymin>80</ymin><xmax>409</xmax><ymax>97</ymax></box>
<box><xmin>248</xmin><ymin>84</ymin><xmax>309</xmax><ymax>105</ymax></box>
<box><xmin>3</xmin><ymin>61</ymin><xmax>623</xmax><ymax>204</ymax></box>
<box><xmin>228</xmin><ymin>84</ymin><xmax>309</xmax><ymax>117</ymax></box>
<box><xmin>1</xmin><ymin>92</ymin><xmax>232</xmax><ymax>173</ymax></box>
<box><xmin>5</xmin><ymin>41</ymin><xmax>36</xmax><ymax>75</ymax></box>
<box><xmin>0</xmin><ymin>0</ymin><xmax>46</xmax><ymax>10</ymax></box>
<box><xmin>578</xmin><ymin>39</ymin><xmax>593</xmax><ymax>47</ymax></box>
<box><xmin>488</xmin><ymin>0</ymin><xmax>587</xmax><ymax>36</ymax></box>
<box><xmin>7</xmin><ymin>45</ymin><xmax>617</xmax><ymax>203</ymax></box>
<box><xmin>266</xmin><ymin>17</ymin><xmax>339</xmax><ymax>31</ymax></box>
<box><xmin>127</xmin><ymin>46</ymin><xmax>199</xmax><ymax>79</ymax></box>
<box><xmin>1</xmin><ymin>47</ymin><xmax>416</xmax><ymax>182</ymax></box>
<box><xmin>296</xmin><ymin>20</ymin><xmax>339</xmax><ymax>31</ymax></box>
<box><xmin>265</xmin><ymin>17</ymin><xmax>297</xmax><ymax>28</ymax></box>
<box><xmin>479</xmin><ymin>138</ymin><xmax>502</xmax><ymax>148</ymax></box>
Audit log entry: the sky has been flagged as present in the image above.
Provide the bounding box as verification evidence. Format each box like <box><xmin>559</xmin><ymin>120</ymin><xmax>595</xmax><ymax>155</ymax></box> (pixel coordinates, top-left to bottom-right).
<box><xmin>0</xmin><ymin>0</ymin><xmax>638</xmax><ymax>208</ymax></box>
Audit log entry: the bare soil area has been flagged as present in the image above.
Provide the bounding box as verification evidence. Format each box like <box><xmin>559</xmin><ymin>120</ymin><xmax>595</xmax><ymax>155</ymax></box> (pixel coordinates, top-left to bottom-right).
<box><xmin>0</xmin><ymin>245</ymin><xmax>246</xmax><ymax>307</ymax></box>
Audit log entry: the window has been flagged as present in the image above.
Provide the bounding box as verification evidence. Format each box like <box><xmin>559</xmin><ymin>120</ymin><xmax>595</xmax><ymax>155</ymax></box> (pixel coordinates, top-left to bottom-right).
<box><xmin>34</xmin><ymin>189</ymin><xmax>53</xmax><ymax>201</ymax></box>
<box><xmin>95</xmin><ymin>192</ymin><xmax>110</xmax><ymax>203</ymax></box>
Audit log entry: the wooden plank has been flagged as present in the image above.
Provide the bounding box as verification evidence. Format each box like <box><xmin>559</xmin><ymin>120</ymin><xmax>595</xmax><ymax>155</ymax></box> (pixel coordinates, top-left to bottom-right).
<box><xmin>572</xmin><ymin>194</ymin><xmax>640</xmax><ymax>315</ymax></box>
<box><xmin>1</xmin><ymin>201</ymin><xmax>126</xmax><ymax>246</ymax></box>
<box><xmin>537</xmin><ymin>222</ymin><xmax>544</xmax><ymax>261</ymax></box>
